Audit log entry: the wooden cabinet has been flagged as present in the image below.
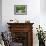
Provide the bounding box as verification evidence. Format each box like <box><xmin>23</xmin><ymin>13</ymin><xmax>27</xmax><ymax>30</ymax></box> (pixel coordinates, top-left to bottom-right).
<box><xmin>7</xmin><ymin>23</ymin><xmax>34</xmax><ymax>46</ymax></box>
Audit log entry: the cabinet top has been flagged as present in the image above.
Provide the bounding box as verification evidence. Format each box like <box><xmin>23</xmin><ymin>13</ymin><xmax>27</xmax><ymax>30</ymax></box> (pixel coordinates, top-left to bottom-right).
<box><xmin>7</xmin><ymin>23</ymin><xmax>34</xmax><ymax>25</ymax></box>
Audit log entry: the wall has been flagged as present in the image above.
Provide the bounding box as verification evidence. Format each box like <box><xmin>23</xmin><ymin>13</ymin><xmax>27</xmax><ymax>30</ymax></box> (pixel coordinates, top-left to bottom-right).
<box><xmin>2</xmin><ymin>0</ymin><xmax>40</xmax><ymax>30</ymax></box>
<box><xmin>2</xmin><ymin>0</ymin><xmax>46</xmax><ymax>46</ymax></box>
<box><xmin>40</xmin><ymin>0</ymin><xmax>46</xmax><ymax>31</ymax></box>
<box><xmin>0</xmin><ymin>0</ymin><xmax>2</xmax><ymax>32</ymax></box>
<box><xmin>40</xmin><ymin>0</ymin><xmax>46</xmax><ymax>13</ymax></box>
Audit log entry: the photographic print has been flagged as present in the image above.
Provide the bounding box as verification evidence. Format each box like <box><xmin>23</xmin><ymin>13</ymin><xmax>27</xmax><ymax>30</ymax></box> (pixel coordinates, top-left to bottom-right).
<box><xmin>14</xmin><ymin>5</ymin><xmax>27</xmax><ymax>15</ymax></box>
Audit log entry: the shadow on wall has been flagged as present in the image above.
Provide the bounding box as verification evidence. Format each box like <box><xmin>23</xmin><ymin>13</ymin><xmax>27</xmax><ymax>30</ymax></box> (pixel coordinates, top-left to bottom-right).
<box><xmin>0</xmin><ymin>0</ymin><xmax>2</xmax><ymax>32</ymax></box>
<box><xmin>40</xmin><ymin>0</ymin><xmax>46</xmax><ymax>14</ymax></box>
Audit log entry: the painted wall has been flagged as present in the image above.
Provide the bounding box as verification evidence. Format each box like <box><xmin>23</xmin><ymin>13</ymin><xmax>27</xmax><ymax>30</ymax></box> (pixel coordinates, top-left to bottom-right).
<box><xmin>0</xmin><ymin>0</ymin><xmax>2</xmax><ymax>32</ymax></box>
<box><xmin>2</xmin><ymin>0</ymin><xmax>40</xmax><ymax>31</ymax></box>
<box><xmin>2</xmin><ymin>0</ymin><xmax>46</xmax><ymax>46</ymax></box>
<box><xmin>40</xmin><ymin>0</ymin><xmax>46</xmax><ymax>13</ymax></box>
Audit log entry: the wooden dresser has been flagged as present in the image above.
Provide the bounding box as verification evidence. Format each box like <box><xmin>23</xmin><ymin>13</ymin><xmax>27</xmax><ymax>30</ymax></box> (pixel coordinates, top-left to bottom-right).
<box><xmin>7</xmin><ymin>23</ymin><xmax>34</xmax><ymax>46</ymax></box>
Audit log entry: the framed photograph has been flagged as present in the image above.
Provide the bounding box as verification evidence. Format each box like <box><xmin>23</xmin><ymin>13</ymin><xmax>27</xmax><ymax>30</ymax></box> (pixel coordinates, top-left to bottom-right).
<box><xmin>14</xmin><ymin>5</ymin><xmax>27</xmax><ymax>15</ymax></box>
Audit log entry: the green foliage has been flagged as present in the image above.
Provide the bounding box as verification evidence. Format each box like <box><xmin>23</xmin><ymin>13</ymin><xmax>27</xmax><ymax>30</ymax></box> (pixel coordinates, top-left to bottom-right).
<box><xmin>36</xmin><ymin>25</ymin><xmax>45</xmax><ymax>41</ymax></box>
<box><xmin>16</xmin><ymin>5</ymin><xmax>25</xmax><ymax>12</ymax></box>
